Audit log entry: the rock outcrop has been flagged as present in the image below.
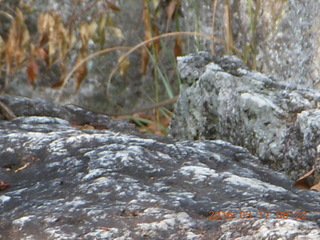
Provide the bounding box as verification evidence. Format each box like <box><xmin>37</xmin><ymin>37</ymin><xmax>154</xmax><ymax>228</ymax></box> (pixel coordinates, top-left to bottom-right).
<box><xmin>170</xmin><ymin>52</ymin><xmax>320</xmax><ymax>182</ymax></box>
<box><xmin>0</xmin><ymin>94</ymin><xmax>319</xmax><ymax>239</ymax></box>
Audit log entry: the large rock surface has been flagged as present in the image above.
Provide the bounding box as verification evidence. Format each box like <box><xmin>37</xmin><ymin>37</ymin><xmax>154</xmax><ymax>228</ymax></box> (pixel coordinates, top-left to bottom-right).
<box><xmin>0</xmin><ymin>95</ymin><xmax>319</xmax><ymax>239</ymax></box>
<box><xmin>170</xmin><ymin>52</ymin><xmax>320</xmax><ymax>181</ymax></box>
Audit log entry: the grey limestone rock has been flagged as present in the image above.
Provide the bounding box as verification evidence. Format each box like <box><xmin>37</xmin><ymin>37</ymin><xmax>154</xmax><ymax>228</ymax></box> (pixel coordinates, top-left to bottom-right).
<box><xmin>0</xmin><ymin>95</ymin><xmax>319</xmax><ymax>239</ymax></box>
<box><xmin>171</xmin><ymin>53</ymin><xmax>320</xmax><ymax>182</ymax></box>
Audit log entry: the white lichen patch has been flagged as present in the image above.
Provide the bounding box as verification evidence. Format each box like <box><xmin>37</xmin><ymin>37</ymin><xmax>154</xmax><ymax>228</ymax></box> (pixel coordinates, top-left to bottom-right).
<box><xmin>48</xmin><ymin>138</ymin><xmax>70</xmax><ymax>155</ymax></box>
<box><xmin>178</xmin><ymin>166</ymin><xmax>218</xmax><ymax>183</ymax></box>
<box><xmin>138</xmin><ymin>211</ymin><xmax>194</xmax><ymax>231</ymax></box>
<box><xmin>3</xmin><ymin>147</ymin><xmax>14</xmax><ymax>153</ymax></box>
<box><xmin>83</xmin><ymin>169</ymin><xmax>108</xmax><ymax>181</ymax></box>
<box><xmin>65</xmin><ymin>196</ymin><xmax>87</xmax><ymax>208</ymax></box>
<box><xmin>83</xmin><ymin>228</ymin><xmax>123</xmax><ymax>240</ymax></box>
<box><xmin>12</xmin><ymin>215</ymin><xmax>35</xmax><ymax>228</ymax></box>
<box><xmin>250</xmin><ymin>219</ymin><xmax>320</xmax><ymax>239</ymax></box>
<box><xmin>0</xmin><ymin>195</ymin><xmax>11</xmax><ymax>204</ymax></box>
<box><xmin>223</xmin><ymin>174</ymin><xmax>287</xmax><ymax>193</ymax></box>
<box><xmin>141</xmin><ymin>207</ymin><xmax>172</xmax><ymax>217</ymax></box>
<box><xmin>241</xmin><ymin>92</ymin><xmax>284</xmax><ymax>116</ymax></box>
<box><xmin>206</xmin><ymin>62</ymin><xmax>223</xmax><ymax>72</ymax></box>
<box><xmin>65</xmin><ymin>134</ymin><xmax>96</xmax><ymax>146</ymax></box>
<box><xmin>14</xmin><ymin>116</ymin><xmax>70</xmax><ymax>125</ymax></box>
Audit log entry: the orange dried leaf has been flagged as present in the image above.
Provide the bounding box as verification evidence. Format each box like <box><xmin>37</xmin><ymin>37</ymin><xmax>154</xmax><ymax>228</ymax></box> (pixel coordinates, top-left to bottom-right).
<box><xmin>91</xmin><ymin>124</ymin><xmax>108</xmax><ymax>130</ymax></box>
<box><xmin>38</xmin><ymin>11</ymin><xmax>72</xmax><ymax>67</ymax></box>
<box><xmin>165</xmin><ymin>0</ymin><xmax>181</xmax><ymax>31</ymax></box>
<box><xmin>295</xmin><ymin>167</ymin><xmax>315</xmax><ymax>189</ymax></box>
<box><xmin>51</xmin><ymin>80</ymin><xmax>64</xmax><ymax>88</ymax></box>
<box><xmin>79</xmin><ymin>22</ymin><xmax>90</xmax><ymax>45</ymax></box>
<box><xmin>74</xmin><ymin>54</ymin><xmax>87</xmax><ymax>91</ymax></box>
<box><xmin>70</xmin><ymin>121</ymin><xmax>80</xmax><ymax>126</ymax></box>
<box><xmin>35</xmin><ymin>47</ymin><xmax>47</xmax><ymax>61</ymax></box>
<box><xmin>151</xmin><ymin>23</ymin><xmax>161</xmax><ymax>55</ymax></box>
<box><xmin>59</xmin><ymin>61</ymin><xmax>67</xmax><ymax>82</ymax></box>
<box><xmin>166</xmin><ymin>0</ymin><xmax>178</xmax><ymax>20</ymax></box>
<box><xmin>141</xmin><ymin>48</ymin><xmax>149</xmax><ymax>75</ymax></box>
<box><xmin>105</xmin><ymin>0</ymin><xmax>121</xmax><ymax>11</ymax></box>
<box><xmin>5</xmin><ymin>8</ymin><xmax>30</xmax><ymax>72</ymax></box>
<box><xmin>26</xmin><ymin>57</ymin><xmax>38</xmax><ymax>85</ymax></box>
<box><xmin>174</xmin><ymin>35</ymin><xmax>183</xmax><ymax>57</ymax></box>
<box><xmin>0</xmin><ymin>181</ymin><xmax>10</xmax><ymax>191</ymax></box>
<box><xmin>310</xmin><ymin>181</ymin><xmax>320</xmax><ymax>192</ymax></box>
<box><xmin>142</xmin><ymin>1</ymin><xmax>152</xmax><ymax>43</ymax></box>
<box><xmin>38</xmin><ymin>12</ymin><xmax>54</xmax><ymax>46</ymax></box>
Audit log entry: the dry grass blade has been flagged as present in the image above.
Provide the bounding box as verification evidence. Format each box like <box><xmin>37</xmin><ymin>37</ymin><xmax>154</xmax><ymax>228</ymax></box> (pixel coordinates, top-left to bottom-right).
<box><xmin>106</xmin><ymin>31</ymin><xmax>241</xmax><ymax>95</ymax></box>
<box><xmin>55</xmin><ymin>46</ymin><xmax>131</xmax><ymax>101</ymax></box>
<box><xmin>56</xmin><ymin>31</ymin><xmax>240</xmax><ymax>101</ymax></box>
<box><xmin>141</xmin><ymin>0</ymin><xmax>161</xmax><ymax>75</ymax></box>
<box><xmin>211</xmin><ymin>0</ymin><xmax>218</xmax><ymax>54</ymax></box>
<box><xmin>295</xmin><ymin>166</ymin><xmax>315</xmax><ymax>189</ymax></box>
<box><xmin>4</xmin><ymin>8</ymin><xmax>30</xmax><ymax>89</ymax></box>
<box><xmin>74</xmin><ymin>53</ymin><xmax>88</xmax><ymax>91</ymax></box>
<box><xmin>104</xmin><ymin>0</ymin><xmax>121</xmax><ymax>11</ymax></box>
<box><xmin>26</xmin><ymin>57</ymin><xmax>38</xmax><ymax>85</ymax></box>
<box><xmin>174</xmin><ymin>35</ymin><xmax>183</xmax><ymax>57</ymax></box>
<box><xmin>0</xmin><ymin>100</ymin><xmax>16</xmax><ymax>120</ymax></box>
<box><xmin>224</xmin><ymin>0</ymin><xmax>233</xmax><ymax>55</ymax></box>
<box><xmin>165</xmin><ymin>0</ymin><xmax>181</xmax><ymax>32</ymax></box>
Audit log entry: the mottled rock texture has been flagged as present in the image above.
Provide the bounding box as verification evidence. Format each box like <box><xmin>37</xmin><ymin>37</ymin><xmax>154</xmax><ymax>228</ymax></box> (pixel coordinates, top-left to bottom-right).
<box><xmin>170</xmin><ymin>52</ymin><xmax>320</xmax><ymax>182</ymax></box>
<box><xmin>0</xmin><ymin>95</ymin><xmax>319</xmax><ymax>239</ymax></box>
<box><xmin>182</xmin><ymin>0</ymin><xmax>320</xmax><ymax>87</ymax></box>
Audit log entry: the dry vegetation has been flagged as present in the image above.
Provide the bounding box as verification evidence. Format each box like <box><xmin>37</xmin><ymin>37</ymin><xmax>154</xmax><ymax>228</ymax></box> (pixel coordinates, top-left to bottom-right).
<box><xmin>0</xmin><ymin>0</ymin><xmax>259</xmax><ymax>135</ymax></box>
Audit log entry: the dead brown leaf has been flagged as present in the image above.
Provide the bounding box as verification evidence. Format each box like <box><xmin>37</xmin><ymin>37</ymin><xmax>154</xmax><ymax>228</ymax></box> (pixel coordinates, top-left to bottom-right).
<box><xmin>295</xmin><ymin>167</ymin><xmax>315</xmax><ymax>189</ymax></box>
<box><xmin>74</xmin><ymin>53</ymin><xmax>88</xmax><ymax>91</ymax></box>
<box><xmin>26</xmin><ymin>57</ymin><xmax>38</xmax><ymax>85</ymax></box>
<box><xmin>5</xmin><ymin>8</ymin><xmax>30</xmax><ymax>73</ymax></box>
<box><xmin>0</xmin><ymin>181</ymin><xmax>10</xmax><ymax>191</ymax></box>
<box><xmin>141</xmin><ymin>48</ymin><xmax>149</xmax><ymax>74</ymax></box>
<box><xmin>141</xmin><ymin>1</ymin><xmax>161</xmax><ymax>74</ymax></box>
<box><xmin>174</xmin><ymin>35</ymin><xmax>183</xmax><ymax>57</ymax></box>
<box><xmin>0</xmin><ymin>100</ymin><xmax>16</xmax><ymax>120</ymax></box>
<box><xmin>79</xmin><ymin>22</ymin><xmax>90</xmax><ymax>46</ymax></box>
<box><xmin>38</xmin><ymin>11</ymin><xmax>75</xmax><ymax>67</ymax></box>
<box><xmin>166</xmin><ymin>0</ymin><xmax>181</xmax><ymax>32</ymax></box>
<box><xmin>51</xmin><ymin>80</ymin><xmax>64</xmax><ymax>88</ymax></box>
<box><xmin>310</xmin><ymin>181</ymin><xmax>320</xmax><ymax>192</ymax></box>
<box><xmin>35</xmin><ymin>47</ymin><xmax>48</xmax><ymax>61</ymax></box>
<box><xmin>104</xmin><ymin>0</ymin><xmax>121</xmax><ymax>11</ymax></box>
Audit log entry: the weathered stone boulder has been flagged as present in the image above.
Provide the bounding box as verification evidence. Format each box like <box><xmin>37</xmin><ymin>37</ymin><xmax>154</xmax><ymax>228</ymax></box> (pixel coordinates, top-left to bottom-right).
<box><xmin>0</xmin><ymin>95</ymin><xmax>319</xmax><ymax>239</ymax></box>
<box><xmin>170</xmin><ymin>52</ymin><xmax>320</xmax><ymax>182</ymax></box>
<box><xmin>0</xmin><ymin>95</ymin><xmax>136</xmax><ymax>133</ymax></box>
